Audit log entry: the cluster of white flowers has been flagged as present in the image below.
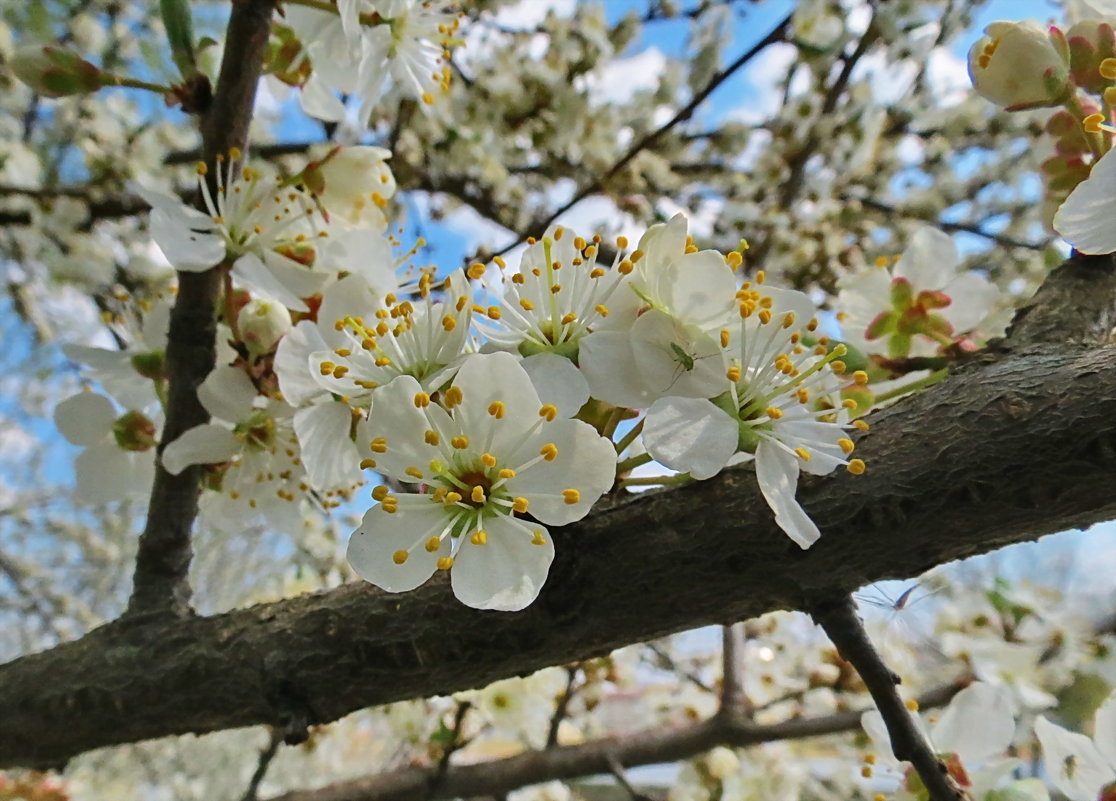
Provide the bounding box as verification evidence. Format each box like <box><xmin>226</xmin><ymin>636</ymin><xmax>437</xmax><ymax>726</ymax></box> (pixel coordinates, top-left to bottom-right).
<box><xmin>276</xmin><ymin>0</ymin><xmax>460</xmax><ymax>124</ymax></box>
<box><xmin>51</xmin><ymin>143</ymin><xmax>893</xmax><ymax>610</ymax></box>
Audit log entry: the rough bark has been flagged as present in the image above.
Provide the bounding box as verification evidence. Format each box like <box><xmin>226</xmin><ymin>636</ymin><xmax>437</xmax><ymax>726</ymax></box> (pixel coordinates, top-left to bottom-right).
<box><xmin>2</xmin><ymin>337</ymin><xmax>1115</xmax><ymax>767</ymax></box>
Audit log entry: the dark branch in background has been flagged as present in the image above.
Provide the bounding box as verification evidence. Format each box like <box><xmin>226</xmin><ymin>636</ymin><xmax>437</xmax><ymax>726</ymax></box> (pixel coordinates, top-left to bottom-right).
<box><xmin>125</xmin><ymin>0</ymin><xmax>277</xmax><ymax>618</ymax></box>
<box><xmin>0</xmin><ymin>255</ymin><xmax>1113</xmax><ymax>767</ymax></box>
<box><xmin>850</xmin><ymin>195</ymin><xmax>1049</xmax><ymax>251</ymax></box>
<box><xmin>605</xmin><ymin>754</ymin><xmax>653</xmax><ymax>801</ymax></box>
<box><xmin>263</xmin><ymin>682</ymin><xmax>965</xmax><ymax>801</ymax></box>
<box><xmin>546</xmin><ymin>666</ymin><xmax>580</xmax><ymax>749</ymax></box>
<box><xmin>480</xmin><ymin>11</ymin><xmax>794</xmax><ymax>262</ymax></box>
<box><xmin>811</xmin><ymin>597</ymin><xmax>969</xmax><ymax>801</ymax></box>
<box><xmin>242</xmin><ymin>728</ymin><xmax>284</xmax><ymax>801</ymax></box>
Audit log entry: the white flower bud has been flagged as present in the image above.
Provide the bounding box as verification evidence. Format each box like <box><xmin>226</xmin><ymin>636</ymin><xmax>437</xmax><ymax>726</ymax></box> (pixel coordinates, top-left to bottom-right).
<box><xmin>238</xmin><ymin>296</ymin><xmax>292</xmax><ymax>355</ymax></box>
<box><xmin>968</xmin><ymin>21</ymin><xmax>1071</xmax><ymax>110</ymax></box>
<box><xmin>704</xmin><ymin>746</ymin><xmax>740</xmax><ymax>780</ymax></box>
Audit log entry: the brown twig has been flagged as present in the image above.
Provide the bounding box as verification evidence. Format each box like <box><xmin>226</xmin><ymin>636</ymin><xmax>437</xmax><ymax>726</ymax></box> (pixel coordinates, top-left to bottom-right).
<box><xmin>546</xmin><ymin>666</ymin><xmax>580</xmax><ymax>748</ymax></box>
<box><xmin>242</xmin><ymin>728</ymin><xmax>285</xmax><ymax>801</ymax></box>
<box><xmin>810</xmin><ymin>596</ymin><xmax>970</xmax><ymax>801</ymax></box>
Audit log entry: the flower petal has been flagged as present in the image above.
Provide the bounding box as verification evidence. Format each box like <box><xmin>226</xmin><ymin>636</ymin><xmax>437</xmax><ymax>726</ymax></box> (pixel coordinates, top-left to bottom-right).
<box><xmin>161</xmin><ymin>424</ymin><xmax>239</xmax><ymax>475</ymax></box>
<box><xmin>930</xmin><ymin>682</ymin><xmax>1015</xmax><ymax>763</ymax></box>
<box><xmin>55</xmin><ymin>392</ymin><xmax>115</xmax><ymax>446</ymax></box>
<box><xmin>1093</xmin><ymin>690</ymin><xmax>1116</xmax><ymax>766</ymax></box>
<box><xmin>894</xmin><ymin>227</ymin><xmax>958</xmax><ymax>288</ymax></box>
<box><xmin>451</xmin><ymin>516</ymin><xmax>554</xmax><ymax>611</ymax></box>
<box><xmin>755</xmin><ymin>439</ymin><xmax>820</xmax><ymax>548</ymax></box>
<box><xmin>1034</xmin><ymin>715</ymin><xmax>1116</xmax><ymax>801</ymax></box>
<box><xmin>275</xmin><ymin>321</ymin><xmax>329</xmax><ymax>407</ymax></box>
<box><xmin>1054</xmin><ymin>146</ymin><xmax>1116</xmax><ymax>254</ymax></box>
<box><xmin>198</xmin><ymin>365</ymin><xmax>258</xmax><ymax>423</ymax></box>
<box><xmin>347</xmin><ymin>501</ymin><xmax>446</xmax><ymax>592</ymax></box>
<box><xmin>644</xmin><ymin>397</ymin><xmax>737</xmax><ymax>480</ymax></box>
<box><xmin>579</xmin><ymin>330</ymin><xmax>658</xmax><ymax>409</ymax></box>
<box><xmin>75</xmin><ymin>443</ymin><xmax>153</xmax><ymax>504</ymax></box>
<box><xmin>520</xmin><ymin>352</ymin><xmax>589</xmax><ymax>419</ymax></box>
<box><xmin>295</xmin><ymin>402</ymin><xmax>363</xmax><ymax>492</ymax></box>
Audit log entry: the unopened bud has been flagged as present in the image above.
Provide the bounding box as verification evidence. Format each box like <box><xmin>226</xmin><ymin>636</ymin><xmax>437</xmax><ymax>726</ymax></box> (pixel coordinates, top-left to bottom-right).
<box><xmin>968</xmin><ymin>21</ymin><xmax>1071</xmax><ymax>110</ymax></box>
<box><xmin>112</xmin><ymin>410</ymin><xmax>158</xmax><ymax>451</ymax></box>
<box><xmin>10</xmin><ymin>44</ymin><xmax>106</xmax><ymax>97</ymax></box>
<box><xmin>238</xmin><ymin>296</ymin><xmax>291</xmax><ymax>355</ymax></box>
<box><xmin>131</xmin><ymin>350</ymin><xmax>166</xmax><ymax>381</ymax></box>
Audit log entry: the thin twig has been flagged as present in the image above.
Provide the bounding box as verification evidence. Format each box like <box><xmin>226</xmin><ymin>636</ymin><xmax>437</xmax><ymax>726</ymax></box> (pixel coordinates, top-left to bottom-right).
<box><xmin>242</xmin><ymin>728</ymin><xmax>284</xmax><ymax>801</ymax></box>
<box><xmin>546</xmin><ymin>665</ymin><xmax>580</xmax><ymax>748</ymax></box>
<box><xmin>479</xmin><ymin>11</ymin><xmax>793</xmax><ymax>263</ymax></box>
<box><xmin>605</xmin><ymin>753</ymin><xmax>654</xmax><ymax>801</ymax></box>
<box><xmin>852</xmin><ymin>195</ymin><xmax>1047</xmax><ymax>251</ymax></box>
<box><xmin>809</xmin><ymin>595</ymin><xmax>970</xmax><ymax>801</ymax></box>
<box><xmin>719</xmin><ymin>623</ymin><xmax>752</xmax><ymax>717</ymax></box>
<box><xmin>429</xmin><ymin>701</ymin><xmax>472</xmax><ymax>797</ymax></box>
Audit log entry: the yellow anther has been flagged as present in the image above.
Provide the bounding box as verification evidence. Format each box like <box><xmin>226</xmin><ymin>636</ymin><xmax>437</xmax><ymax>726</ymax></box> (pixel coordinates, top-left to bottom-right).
<box><xmin>853</xmin><ymin>370</ymin><xmax>869</xmax><ymax>386</ymax></box>
<box><xmin>442</xmin><ymin>315</ymin><xmax>457</xmax><ymax>332</ymax></box>
<box><xmin>488</xmin><ymin>401</ymin><xmax>505</xmax><ymax>419</ymax></box>
<box><xmin>481</xmin><ymin>452</ymin><xmax>497</xmax><ymax>468</ymax></box>
<box><xmin>864</xmin><ymin>754</ymin><xmax>877</xmax><ymax>765</ymax></box>
<box><xmin>539</xmin><ymin>404</ymin><xmax>558</xmax><ymax>421</ymax></box>
<box><xmin>445</xmin><ymin>491</ymin><xmax>463</xmax><ymax>504</ymax></box>
<box><xmin>905</xmin><ymin>698</ymin><xmax>919</xmax><ymax>712</ymax></box>
<box><xmin>561</xmin><ymin>312</ymin><xmax>576</xmax><ymax>325</ymax></box>
<box><xmin>471</xmin><ymin>485</ymin><xmax>486</xmax><ymax>503</ymax></box>
<box><xmin>414</xmin><ymin>392</ymin><xmax>431</xmax><ymax>408</ymax></box>
<box><xmin>766</xmin><ymin>406</ymin><xmax>783</xmax><ymax>419</ymax></box>
<box><xmin>842</xmin><ymin>398</ymin><xmax>858</xmax><ymax>409</ymax></box>
<box><xmin>782</xmin><ymin>312</ymin><xmax>795</xmax><ymax>329</ymax></box>
<box><xmin>861</xmin><ymin>766</ymin><xmax>873</xmax><ymax>778</ymax></box>
<box><xmin>520</xmin><ymin>299</ymin><xmax>535</xmax><ymax>311</ymax></box>
<box><xmin>618</xmin><ymin>259</ymin><xmax>634</xmax><ymax>274</ymax></box>
<box><xmin>755</xmin><ymin>270</ymin><xmax>765</xmax><ymax>283</ymax></box>
<box><xmin>831</xmin><ymin>360</ymin><xmax>847</xmax><ymax>375</ymax></box>
<box><xmin>720</xmin><ymin>329</ymin><xmax>730</xmax><ymax>348</ymax></box>
<box><xmin>847</xmin><ymin>458</ymin><xmax>866</xmax><ymax>475</ymax></box>
<box><xmin>1084</xmin><ymin>112</ymin><xmax>1108</xmax><ymax>134</ymax></box>
<box><xmin>375</xmin><ymin>356</ymin><xmax>392</xmax><ymax>367</ymax></box>
<box><xmin>512</xmin><ymin>496</ymin><xmax>529</xmax><ymax>513</ymax></box>
<box><xmin>487</xmin><ymin>306</ymin><xmax>501</xmax><ymax>319</ymax></box>
<box><xmin>319</xmin><ymin>360</ymin><xmax>335</xmax><ymax>375</ymax></box>
<box><xmin>499</xmin><ymin>468</ymin><xmax>516</xmax><ymax>479</ymax></box>
<box><xmin>727</xmin><ymin>366</ymin><xmax>741</xmax><ymax>382</ymax></box>
<box><xmin>334</xmin><ymin>347</ymin><xmax>351</xmax><ymax>357</ymax></box>
<box><xmin>794</xmin><ymin>447</ymin><xmax>811</xmax><ymax>461</ymax></box>
<box><xmin>853</xmin><ymin>419</ymin><xmax>870</xmax><ymax>431</ymax></box>
<box><xmin>437</xmin><ymin>556</ymin><xmax>454</xmax><ymax>570</ymax></box>
<box><xmin>726</xmin><ymin>251</ymin><xmax>743</xmax><ymax>269</ymax></box>
<box><xmin>444</xmin><ymin>386</ymin><xmax>463</xmax><ymax>407</ymax></box>
<box><xmin>758</xmin><ymin>309</ymin><xmax>772</xmax><ymax>325</ymax></box>
<box><xmin>540</xmin><ymin>443</ymin><xmax>558</xmax><ymax>461</ymax></box>
<box><xmin>451</xmin><ymin>435</ymin><xmax>469</xmax><ymax>449</ymax></box>
<box><xmin>370</xmin><ymin>437</ymin><xmax>388</xmax><ymax>453</ymax></box>
<box><xmin>392</xmin><ymin>549</ymin><xmax>409</xmax><ymax>564</ymax></box>
<box><xmin>532</xmin><ymin>530</ymin><xmax>547</xmax><ymax>546</ymax></box>
<box><xmin>360</xmin><ymin>458</ymin><xmax>378</xmax><ymax>470</ymax></box>
<box><xmin>424</xmin><ymin>430</ymin><xmax>440</xmax><ymax>446</ymax></box>
<box><xmin>470</xmin><ymin>530</ymin><xmax>488</xmax><ymax>545</ymax></box>
<box><xmin>425</xmin><ymin>537</ymin><xmax>442</xmax><ymax>552</ymax></box>
<box><xmin>331</xmin><ymin>365</ymin><xmax>349</xmax><ymax>378</ymax></box>
<box><xmin>796</xmin><ymin>388</ymin><xmax>809</xmax><ymax>403</ymax></box>
<box><xmin>562</xmin><ymin>488</ymin><xmax>580</xmax><ymax>504</ymax></box>
<box><xmin>838</xmin><ymin>438</ymin><xmax>855</xmax><ymax>454</ymax></box>
<box><xmin>405</xmin><ymin>466</ymin><xmax>424</xmax><ymax>480</ymax></box>
<box><xmin>550</xmin><ymin>283</ymin><xmax>562</xmax><ymax>294</ymax></box>
<box><xmin>594</xmin><ymin>304</ymin><xmax>609</xmax><ymax>317</ymax></box>
<box><xmin>616</xmin><ymin>235</ymin><xmax>629</xmax><ymax>249</ymax></box>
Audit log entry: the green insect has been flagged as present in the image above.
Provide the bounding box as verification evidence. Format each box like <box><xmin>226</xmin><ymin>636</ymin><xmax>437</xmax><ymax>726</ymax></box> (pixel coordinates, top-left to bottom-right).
<box><xmin>669</xmin><ymin>341</ymin><xmax>695</xmax><ymax>371</ymax></box>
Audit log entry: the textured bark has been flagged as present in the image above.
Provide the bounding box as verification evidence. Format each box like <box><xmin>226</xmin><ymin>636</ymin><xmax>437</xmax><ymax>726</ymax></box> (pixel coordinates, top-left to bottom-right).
<box><xmin>2</xmin><ymin>341</ymin><xmax>1115</xmax><ymax>767</ymax></box>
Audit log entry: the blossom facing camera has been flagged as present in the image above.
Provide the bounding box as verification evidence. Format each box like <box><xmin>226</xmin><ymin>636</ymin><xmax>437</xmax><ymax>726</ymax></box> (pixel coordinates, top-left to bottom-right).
<box><xmin>968</xmin><ymin>21</ymin><xmax>1071</xmax><ymax>110</ymax></box>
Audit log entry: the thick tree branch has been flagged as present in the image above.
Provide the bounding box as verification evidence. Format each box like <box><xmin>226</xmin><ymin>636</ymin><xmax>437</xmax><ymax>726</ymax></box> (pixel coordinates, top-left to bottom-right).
<box><xmin>2</xmin><ymin>332</ymin><xmax>1115</xmax><ymax>766</ymax></box>
<box><xmin>263</xmin><ymin>681</ymin><xmax>964</xmax><ymax>801</ymax></box>
<box><xmin>811</xmin><ymin>596</ymin><xmax>968</xmax><ymax>801</ymax></box>
<box><xmin>126</xmin><ymin>0</ymin><xmax>277</xmax><ymax>617</ymax></box>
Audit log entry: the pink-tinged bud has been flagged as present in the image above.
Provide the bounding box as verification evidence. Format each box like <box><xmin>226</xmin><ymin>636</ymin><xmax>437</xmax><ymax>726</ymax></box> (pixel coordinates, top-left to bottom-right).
<box><xmin>10</xmin><ymin>44</ymin><xmax>106</xmax><ymax>97</ymax></box>
<box><xmin>1067</xmin><ymin>20</ymin><xmax>1116</xmax><ymax>92</ymax></box>
<box><xmin>112</xmin><ymin>411</ymin><xmax>158</xmax><ymax>451</ymax></box>
<box><xmin>968</xmin><ymin>21</ymin><xmax>1071</xmax><ymax>110</ymax></box>
<box><xmin>238</xmin><ymin>296</ymin><xmax>292</xmax><ymax>356</ymax></box>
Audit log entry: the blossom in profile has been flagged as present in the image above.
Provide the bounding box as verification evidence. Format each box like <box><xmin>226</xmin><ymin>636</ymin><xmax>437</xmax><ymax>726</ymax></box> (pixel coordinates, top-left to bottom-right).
<box><xmin>1035</xmin><ymin>690</ymin><xmax>1116</xmax><ymax>801</ymax></box>
<box><xmin>347</xmin><ymin>352</ymin><xmax>615</xmax><ymax>610</ymax></box>
<box><xmin>1054</xmin><ymin>144</ymin><xmax>1116</xmax><ymax>255</ymax></box>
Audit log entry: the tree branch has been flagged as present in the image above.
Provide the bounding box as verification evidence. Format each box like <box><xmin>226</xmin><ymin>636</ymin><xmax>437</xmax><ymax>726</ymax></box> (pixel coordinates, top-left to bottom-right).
<box><xmin>262</xmin><ymin>681</ymin><xmax>964</xmax><ymax>801</ymax></box>
<box><xmin>2</xmin><ymin>331</ymin><xmax>1115</xmax><ymax>766</ymax></box>
<box><xmin>810</xmin><ymin>596</ymin><xmax>969</xmax><ymax>801</ymax></box>
<box><xmin>125</xmin><ymin>0</ymin><xmax>277</xmax><ymax>617</ymax></box>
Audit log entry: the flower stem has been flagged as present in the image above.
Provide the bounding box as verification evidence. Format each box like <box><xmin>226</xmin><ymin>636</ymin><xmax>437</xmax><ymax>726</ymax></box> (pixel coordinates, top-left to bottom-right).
<box><xmin>615</xmin><ymin>452</ymin><xmax>652</xmax><ymax>474</ymax></box>
<box><xmin>613</xmin><ymin>418</ymin><xmax>644</xmax><ymax>456</ymax></box>
<box><xmin>620</xmin><ymin>473</ymin><xmax>692</xmax><ymax>487</ymax></box>
<box><xmin>106</xmin><ymin>74</ymin><xmax>176</xmax><ymax>94</ymax></box>
<box><xmin>872</xmin><ymin>368</ymin><xmax>948</xmax><ymax>404</ymax></box>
